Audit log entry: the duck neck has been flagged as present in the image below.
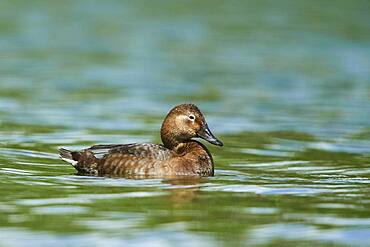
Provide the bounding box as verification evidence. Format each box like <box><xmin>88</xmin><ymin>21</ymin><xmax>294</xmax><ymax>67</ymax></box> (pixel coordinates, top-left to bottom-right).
<box><xmin>161</xmin><ymin>135</ymin><xmax>194</xmax><ymax>155</ymax></box>
<box><xmin>161</xmin><ymin>117</ymin><xmax>184</xmax><ymax>150</ymax></box>
<box><xmin>161</xmin><ymin>128</ymin><xmax>181</xmax><ymax>150</ymax></box>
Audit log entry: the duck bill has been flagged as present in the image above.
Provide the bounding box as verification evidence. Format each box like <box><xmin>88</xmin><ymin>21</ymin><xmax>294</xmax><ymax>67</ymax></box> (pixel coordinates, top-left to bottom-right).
<box><xmin>197</xmin><ymin>124</ymin><xmax>223</xmax><ymax>146</ymax></box>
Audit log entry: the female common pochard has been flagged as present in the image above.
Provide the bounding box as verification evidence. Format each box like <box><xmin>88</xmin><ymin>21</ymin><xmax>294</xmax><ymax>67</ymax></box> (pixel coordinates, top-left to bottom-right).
<box><xmin>59</xmin><ymin>103</ymin><xmax>223</xmax><ymax>177</ymax></box>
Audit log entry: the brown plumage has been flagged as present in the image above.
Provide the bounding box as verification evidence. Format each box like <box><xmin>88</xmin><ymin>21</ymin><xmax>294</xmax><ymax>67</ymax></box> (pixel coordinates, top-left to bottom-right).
<box><xmin>59</xmin><ymin>103</ymin><xmax>223</xmax><ymax>177</ymax></box>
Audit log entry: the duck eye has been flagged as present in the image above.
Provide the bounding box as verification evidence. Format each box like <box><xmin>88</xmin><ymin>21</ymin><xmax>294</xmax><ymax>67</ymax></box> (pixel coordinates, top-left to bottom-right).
<box><xmin>189</xmin><ymin>115</ymin><xmax>195</xmax><ymax>120</ymax></box>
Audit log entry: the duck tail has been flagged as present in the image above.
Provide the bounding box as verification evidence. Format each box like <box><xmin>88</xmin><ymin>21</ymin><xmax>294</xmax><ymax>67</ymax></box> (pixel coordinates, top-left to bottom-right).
<box><xmin>59</xmin><ymin>148</ymin><xmax>80</xmax><ymax>167</ymax></box>
<box><xmin>59</xmin><ymin>148</ymin><xmax>99</xmax><ymax>175</ymax></box>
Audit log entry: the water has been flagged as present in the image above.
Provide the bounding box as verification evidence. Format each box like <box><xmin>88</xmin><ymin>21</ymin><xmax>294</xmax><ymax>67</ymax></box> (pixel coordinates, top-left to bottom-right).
<box><xmin>0</xmin><ymin>0</ymin><xmax>370</xmax><ymax>246</ymax></box>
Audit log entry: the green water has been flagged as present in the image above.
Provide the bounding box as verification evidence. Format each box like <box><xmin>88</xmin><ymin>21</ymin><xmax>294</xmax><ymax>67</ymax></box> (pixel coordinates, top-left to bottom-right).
<box><xmin>0</xmin><ymin>0</ymin><xmax>370</xmax><ymax>246</ymax></box>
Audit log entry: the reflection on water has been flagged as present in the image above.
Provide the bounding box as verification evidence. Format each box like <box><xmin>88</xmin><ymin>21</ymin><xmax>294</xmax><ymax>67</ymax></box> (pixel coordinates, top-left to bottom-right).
<box><xmin>0</xmin><ymin>0</ymin><xmax>370</xmax><ymax>246</ymax></box>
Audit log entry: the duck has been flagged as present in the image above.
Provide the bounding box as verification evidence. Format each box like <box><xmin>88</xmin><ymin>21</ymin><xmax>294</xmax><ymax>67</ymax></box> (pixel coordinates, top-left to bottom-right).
<box><xmin>59</xmin><ymin>103</ymin><xmax>223</xmax><ymax>177</ymax></box>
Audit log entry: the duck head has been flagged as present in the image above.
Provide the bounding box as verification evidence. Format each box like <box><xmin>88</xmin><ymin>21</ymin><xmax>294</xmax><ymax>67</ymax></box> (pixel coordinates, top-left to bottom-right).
<box><xmin>161</xmin><ymin>104</ymin><xmax>223</xmax><ymax>149</ymax></box>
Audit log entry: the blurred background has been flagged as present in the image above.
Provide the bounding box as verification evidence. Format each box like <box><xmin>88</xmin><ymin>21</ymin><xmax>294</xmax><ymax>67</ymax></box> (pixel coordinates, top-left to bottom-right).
<box><xmin>0</xmin><ymin>0</ymin><xmax>369</xmax><ymax>246</ymax></box>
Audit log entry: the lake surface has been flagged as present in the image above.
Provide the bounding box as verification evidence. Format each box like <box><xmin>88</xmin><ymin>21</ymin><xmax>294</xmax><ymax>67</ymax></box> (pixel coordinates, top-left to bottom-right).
<box><xmin>0</xmin><ymin>0</ymin><xmax>369</xmax><ymax>246</ymax></box>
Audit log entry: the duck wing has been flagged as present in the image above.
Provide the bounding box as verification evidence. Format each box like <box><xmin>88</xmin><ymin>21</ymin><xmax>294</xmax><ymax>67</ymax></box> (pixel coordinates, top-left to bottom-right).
<box><xmin>88</xmin><ymin>143</ymin><xmax>173</xmax><ymax>161</ymax></box>
<box><xmin>59</xmin><ymin>143</ymin><xmax>174</xmax><ymax>176</ymax></box>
